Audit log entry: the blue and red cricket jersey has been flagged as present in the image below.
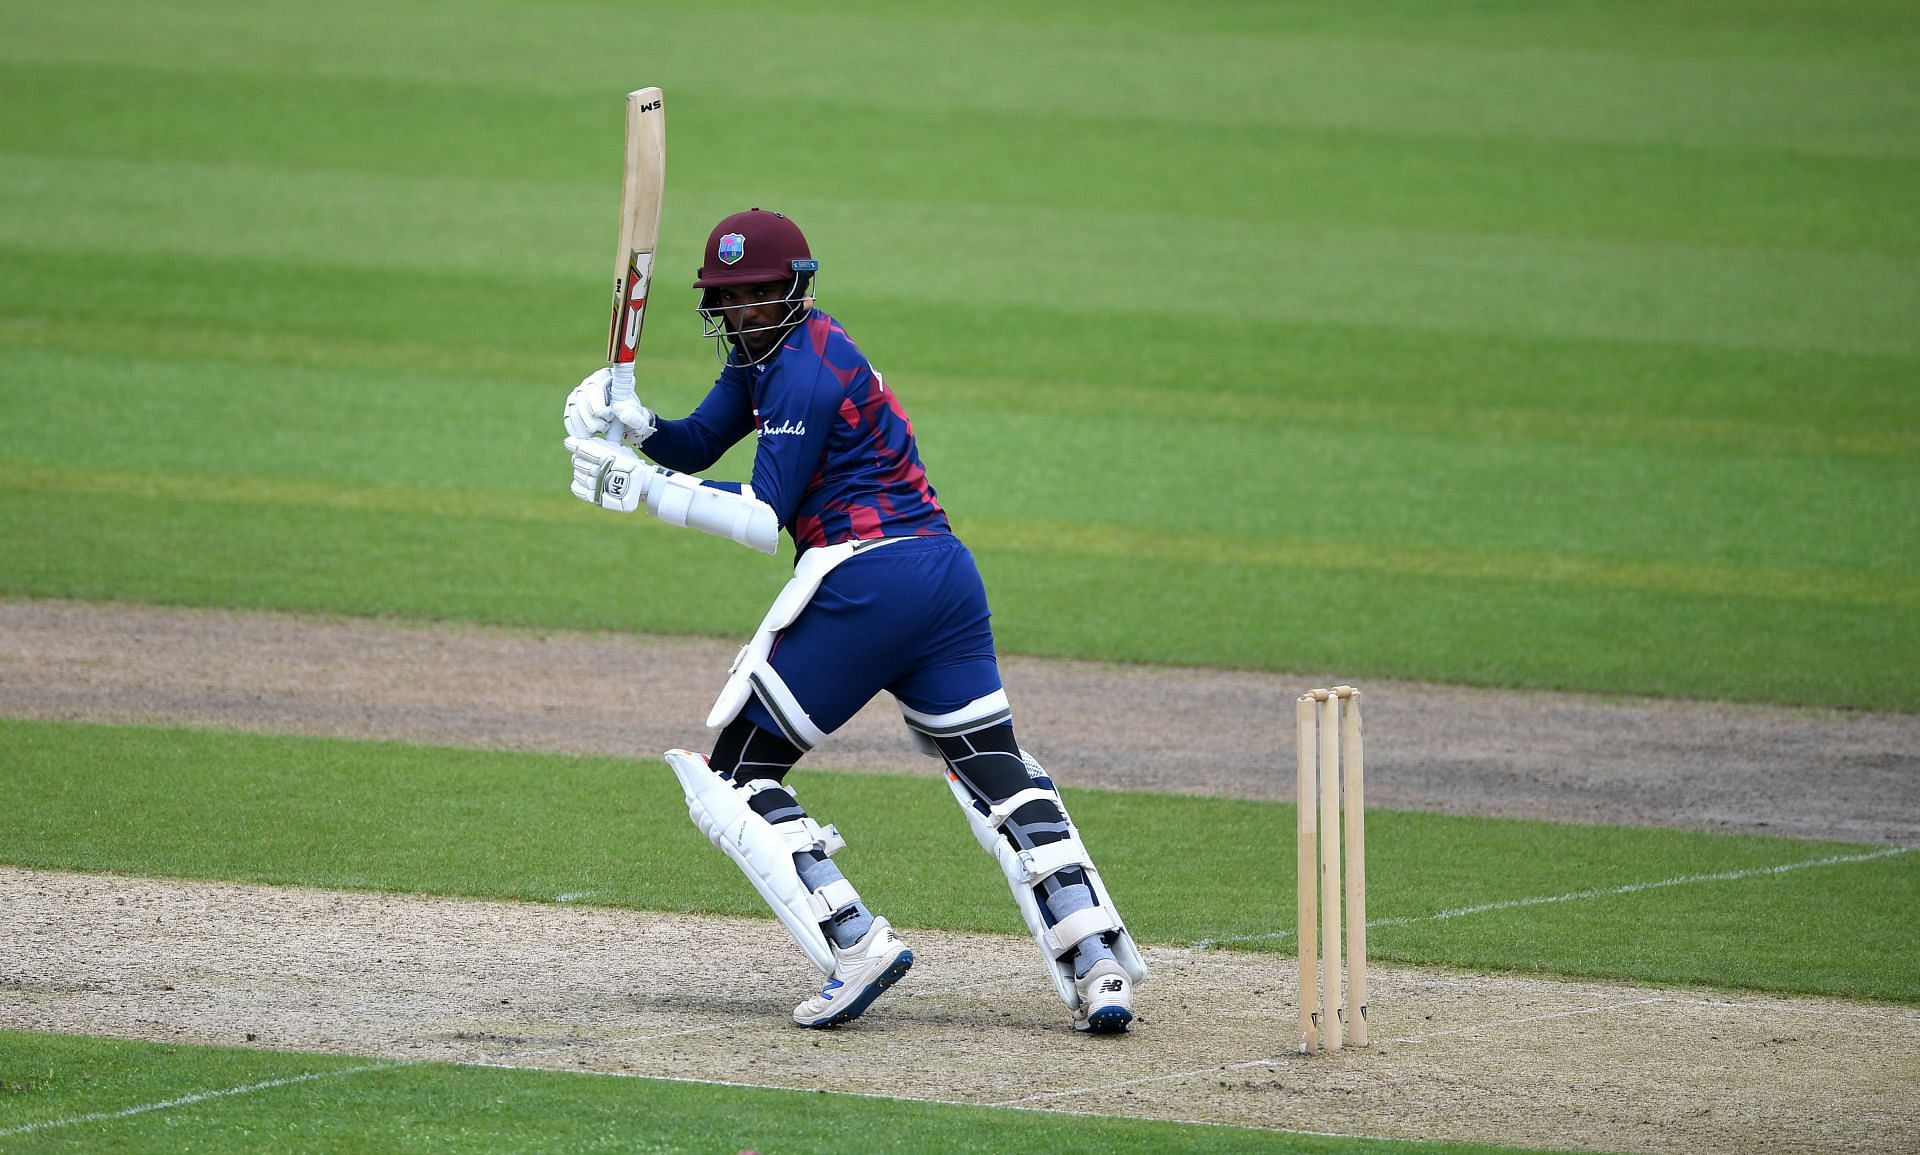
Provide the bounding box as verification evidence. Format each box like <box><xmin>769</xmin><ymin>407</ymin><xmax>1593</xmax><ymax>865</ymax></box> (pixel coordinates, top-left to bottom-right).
<box><xmin>640</xmin><ymin>310</ymin><xmax>949</xmax><ymax>555</ymax></box>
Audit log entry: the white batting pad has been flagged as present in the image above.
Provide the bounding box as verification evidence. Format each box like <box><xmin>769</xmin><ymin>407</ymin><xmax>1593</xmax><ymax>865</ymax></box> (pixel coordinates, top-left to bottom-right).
<box><xmin>942</xmin><ymin>758</ymin><xmax>1148</xmax><ymax>1011</ymax></box>
<box><xmin>667</xmin><ymin>748</ymin><xmax>844</xmax><ymax>975</ymax></box>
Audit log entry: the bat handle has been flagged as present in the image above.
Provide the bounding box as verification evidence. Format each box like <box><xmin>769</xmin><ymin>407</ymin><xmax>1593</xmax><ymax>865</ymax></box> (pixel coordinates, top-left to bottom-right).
<box><xmin>605</xmin><ymin>361</ymin><xmax>635</xmax><ymax>446</ymax></box>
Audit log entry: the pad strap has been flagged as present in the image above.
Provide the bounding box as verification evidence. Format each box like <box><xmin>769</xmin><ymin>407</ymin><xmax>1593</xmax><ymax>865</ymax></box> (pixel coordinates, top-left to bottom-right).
<box><xmin>900</xmin><ymin>690</ymin><xmax>1013</xmax><ymax>741</ymax></box>
<box><xmin>806</xmin><ymin>819</ymin><xmax>846</xmax><ymax>858</ymax></box>
<box><xmin>1012</xmin><ymin>836</ymin><xmax>1094</xmax><ymax>885</ymax></box>
<box><xmin>805</xmin><ymin>877</ymin><xmax>861</xmax><ymax>922</ymax></box>
<box><xmin>1045</xmin><ymin>904</ymin><xmax>1124</xmax><ymax>957</ymax></box>
<box><xmin>984</xmin><ymin>787</ymin><xmax>1060</xmax><ymax>829</ymax></box>
<box><xmin>743</xmin><ymin>780</ymin><xmax>845</xmax><ymax>856</ymax></box>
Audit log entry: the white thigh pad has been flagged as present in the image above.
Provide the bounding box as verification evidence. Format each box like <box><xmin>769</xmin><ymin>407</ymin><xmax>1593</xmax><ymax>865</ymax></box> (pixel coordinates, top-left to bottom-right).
<box><xmin>707</xmin><ymin>539</ymin><xmax>905</xmax><ymax>734</ymax></box>
<box><xmin>667</xmin><ymin>749</ymin><xmax>853</xmax><ymax>975</ymax></box>
<box><xmin>900</xmin><ymin>690</ymin><xmax>1012</xmax><ymax>759</ymax></box>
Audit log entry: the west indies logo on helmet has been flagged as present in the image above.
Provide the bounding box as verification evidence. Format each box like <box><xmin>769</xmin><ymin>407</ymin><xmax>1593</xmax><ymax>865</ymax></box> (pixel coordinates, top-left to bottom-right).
<box><xmin>695</xmin><ymin>208</ymin><xmax>820</xmax><ymax>367</ymax></box>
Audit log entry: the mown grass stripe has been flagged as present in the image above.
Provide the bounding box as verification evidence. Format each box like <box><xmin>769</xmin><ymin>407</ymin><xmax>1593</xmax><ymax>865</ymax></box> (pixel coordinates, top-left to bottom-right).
<box><xmin>6</xmin><ymin>315</ymin><xmax>1913</xmax><ymax>461</ymax></box>
<box><xmin>5</xmin><ymin>153</ymin><xmax>1915</xmax><ymax>356</ymax></box>
<box><xmin>6</xmin><ymin>1</ymin><xmax>1914</xmax><ymax>159</ymax></box>
<box><xmin>7</xmin><ymin>718</ymin><xmax>1916</xmax><ymax>1001</ymax></box>
<box><xmin>967</xmin><ymin>520</ymin><xmax>1920</xmax><ymax>608</ymax></box>
<box><xmin>953</xmin><ymin>376</ymin><xmax>1920</xmax><ymax>461</ymax></box>
<box><xmin>4</xmin><ymin>462</ymin><xmax>1912</xmax><ymax>609</ymax></box>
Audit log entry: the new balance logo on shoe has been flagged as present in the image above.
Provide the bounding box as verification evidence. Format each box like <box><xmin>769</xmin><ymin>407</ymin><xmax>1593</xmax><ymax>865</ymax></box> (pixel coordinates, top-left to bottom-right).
<box><xmin>1073</xmin><ymin>960</ymin><xmax>1135</xmax><ymax>1034</ymax></box>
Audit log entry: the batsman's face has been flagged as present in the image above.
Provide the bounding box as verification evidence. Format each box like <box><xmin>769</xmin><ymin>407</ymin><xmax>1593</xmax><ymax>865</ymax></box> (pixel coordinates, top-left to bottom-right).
<box><xmin>712</xmin><ymin>280</ymin><xmax>793</xmax><ymax>360</ymax></box>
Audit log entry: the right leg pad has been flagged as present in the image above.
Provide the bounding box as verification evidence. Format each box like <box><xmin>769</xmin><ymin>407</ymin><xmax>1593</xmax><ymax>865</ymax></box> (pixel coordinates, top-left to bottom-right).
<box><xmin>666</xmin><ymin>748</ymin><xmax>856</xmax><ymax>976</ymax></box>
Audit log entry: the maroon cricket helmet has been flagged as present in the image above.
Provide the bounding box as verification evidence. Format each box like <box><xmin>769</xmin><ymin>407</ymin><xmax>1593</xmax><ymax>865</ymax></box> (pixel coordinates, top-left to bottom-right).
<box><xmin>693</xmin><ymin>208</ymin><xmax>817</xmax><ymax>288</ymax></box>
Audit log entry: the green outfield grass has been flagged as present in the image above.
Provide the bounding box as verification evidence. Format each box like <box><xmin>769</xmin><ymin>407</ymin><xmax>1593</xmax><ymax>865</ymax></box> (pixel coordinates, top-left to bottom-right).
<box><xmin>2</xmin><ymin>0</ymin><xmax>1917</xmax><ymax>710</ymax></box>
<box><xmin>3</xmin><ymin>2</ymin><xmax>1916</xmax><ymax>1146</ymax></box>
<box><xmin>6</xmin><ymin>720</ymin><xmax>1913</xmax><ymax>1003</ymax></box>
<box><xmin>0</xmin><ymin>1032</ymin><xmax>1557</xmax><ymax>1155</ymax></box>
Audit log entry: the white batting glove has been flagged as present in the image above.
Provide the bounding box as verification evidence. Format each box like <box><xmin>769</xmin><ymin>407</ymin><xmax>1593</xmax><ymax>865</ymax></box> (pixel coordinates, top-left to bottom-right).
<box><xmin>563</xmin><ymin>368</ymin><xmax>657</xmax><ymax>447</ymax></box>
<box><xmin>565</xmin><ymin>435</ymin><xmax>654</xmax><ymax>512</ymax></box>
<box><xmin>608</xmin><ymin>395</ymin><xmax>657</xmax><ymax>447</ymax></box>
<box><xmin>563</xmin><ymin>369</ymin><xmax>614</xmax><ymax>439</ymax></box>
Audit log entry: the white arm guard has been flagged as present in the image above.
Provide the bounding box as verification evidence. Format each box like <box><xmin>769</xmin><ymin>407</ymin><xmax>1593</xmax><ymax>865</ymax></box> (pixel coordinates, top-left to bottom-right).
<box><xmin>563</xmin><ymin>435</ymin><xmax>779</xmax><ymax>553</ymax></box>
<box><xmin>645</xmin><ymin>470</ymin><xmax>781</xmax><ymax>555</ymax></box>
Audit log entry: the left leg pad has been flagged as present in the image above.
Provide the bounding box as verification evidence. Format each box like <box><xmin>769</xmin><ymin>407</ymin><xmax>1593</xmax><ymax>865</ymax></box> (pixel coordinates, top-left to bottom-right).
<box><xmin>942</xmin><ymin>759</ymin><xmax>1149</xmax><ymax>1009</ymax></box>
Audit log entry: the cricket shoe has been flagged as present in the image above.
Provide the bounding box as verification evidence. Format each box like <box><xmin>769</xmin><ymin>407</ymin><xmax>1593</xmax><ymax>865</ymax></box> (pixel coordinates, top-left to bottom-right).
<box><xmin>792</xmin><ymin>917</ymin><xmax>913</xmax><ymax>1028</ymax></box>
<box><xmin>1073</xmin><ymin>959</ymin><xmax>1134</xmax><ymax>1033</ymax></box>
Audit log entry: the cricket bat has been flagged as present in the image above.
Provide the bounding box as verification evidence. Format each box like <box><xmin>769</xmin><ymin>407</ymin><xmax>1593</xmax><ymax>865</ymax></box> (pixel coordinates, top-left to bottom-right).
<box><xmin>603</xmin><ymin>86</ymin><xmax>666</xmax><ymax>446</ymax></box>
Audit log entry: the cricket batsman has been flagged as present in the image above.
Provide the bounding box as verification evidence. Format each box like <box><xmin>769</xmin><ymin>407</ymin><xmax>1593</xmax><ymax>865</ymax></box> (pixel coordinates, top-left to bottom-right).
<box><xmin>562</xmin><ymin>209</ymin><xmax>1147</xmax><ymax>1032</ymax></box>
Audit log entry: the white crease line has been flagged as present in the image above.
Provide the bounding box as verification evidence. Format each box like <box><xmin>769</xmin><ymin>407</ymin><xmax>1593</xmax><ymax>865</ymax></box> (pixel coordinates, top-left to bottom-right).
<box><xmin>996</xmin><ymin>996</ymin><xmax>1677</xmax><ymax>1107</ymax></box>
<box><xmin>999</xmin><ymin>987</ymin><xmax>1920</xmax><ymax>1111</ymax></box>
<box><xmin>0</xmin><ymin>1061</ymin><xmax>402</xmax><ymax>1137</ymax></box>
<box><xmin>0</xmin><ymin>972</ymin><xmax>1030</xmax><ymax>1140</ymax></box>
<box><xmin>1358</xmin><ymin>972</ymin><xmax>1920</xmax><ymax>1021</ymax></box>
<box><xmin>1378</xmin><ymin>998</ymin><xmax>1669</xmax><ymax>1044</ymax></box>
<box><xmin>1193</xmin><ymin>846</ymin><xmax>1912</xmax><ymax>949</ymax></box>
<box><xmin>1672</xmin><ymin>997</ymin><xmax>1919</xmax><ymax>1022</ymax></box>
<box><xmin>462</xmin><ymin>1053</ymin><xmax>1378</xmax><ymax>1145</ymax></box>
<box><xmin>994</xmin><ymin>1056</ymin><xmax>1285</xmax><ymax>1107</ymax></box>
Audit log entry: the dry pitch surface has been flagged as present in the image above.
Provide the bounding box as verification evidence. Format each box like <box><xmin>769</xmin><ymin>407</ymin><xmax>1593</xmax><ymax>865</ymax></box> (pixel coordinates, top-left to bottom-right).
<box><xmin>3</xmin><ymin>600</ymin><xmax>1918</xmax><ymax>1152</ymax></box>
<box><xmin>5</xmin><ymin>870</ymin><xmax>1915</xmax><ymax>1154</ymax></box>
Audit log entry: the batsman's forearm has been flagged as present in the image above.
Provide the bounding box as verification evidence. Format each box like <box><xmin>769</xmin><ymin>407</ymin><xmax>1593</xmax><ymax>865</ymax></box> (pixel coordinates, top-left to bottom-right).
<box><xmin>639</xmin><ymin>419</ymin><xmax>736</xmax><ymax>474</ymax></box>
